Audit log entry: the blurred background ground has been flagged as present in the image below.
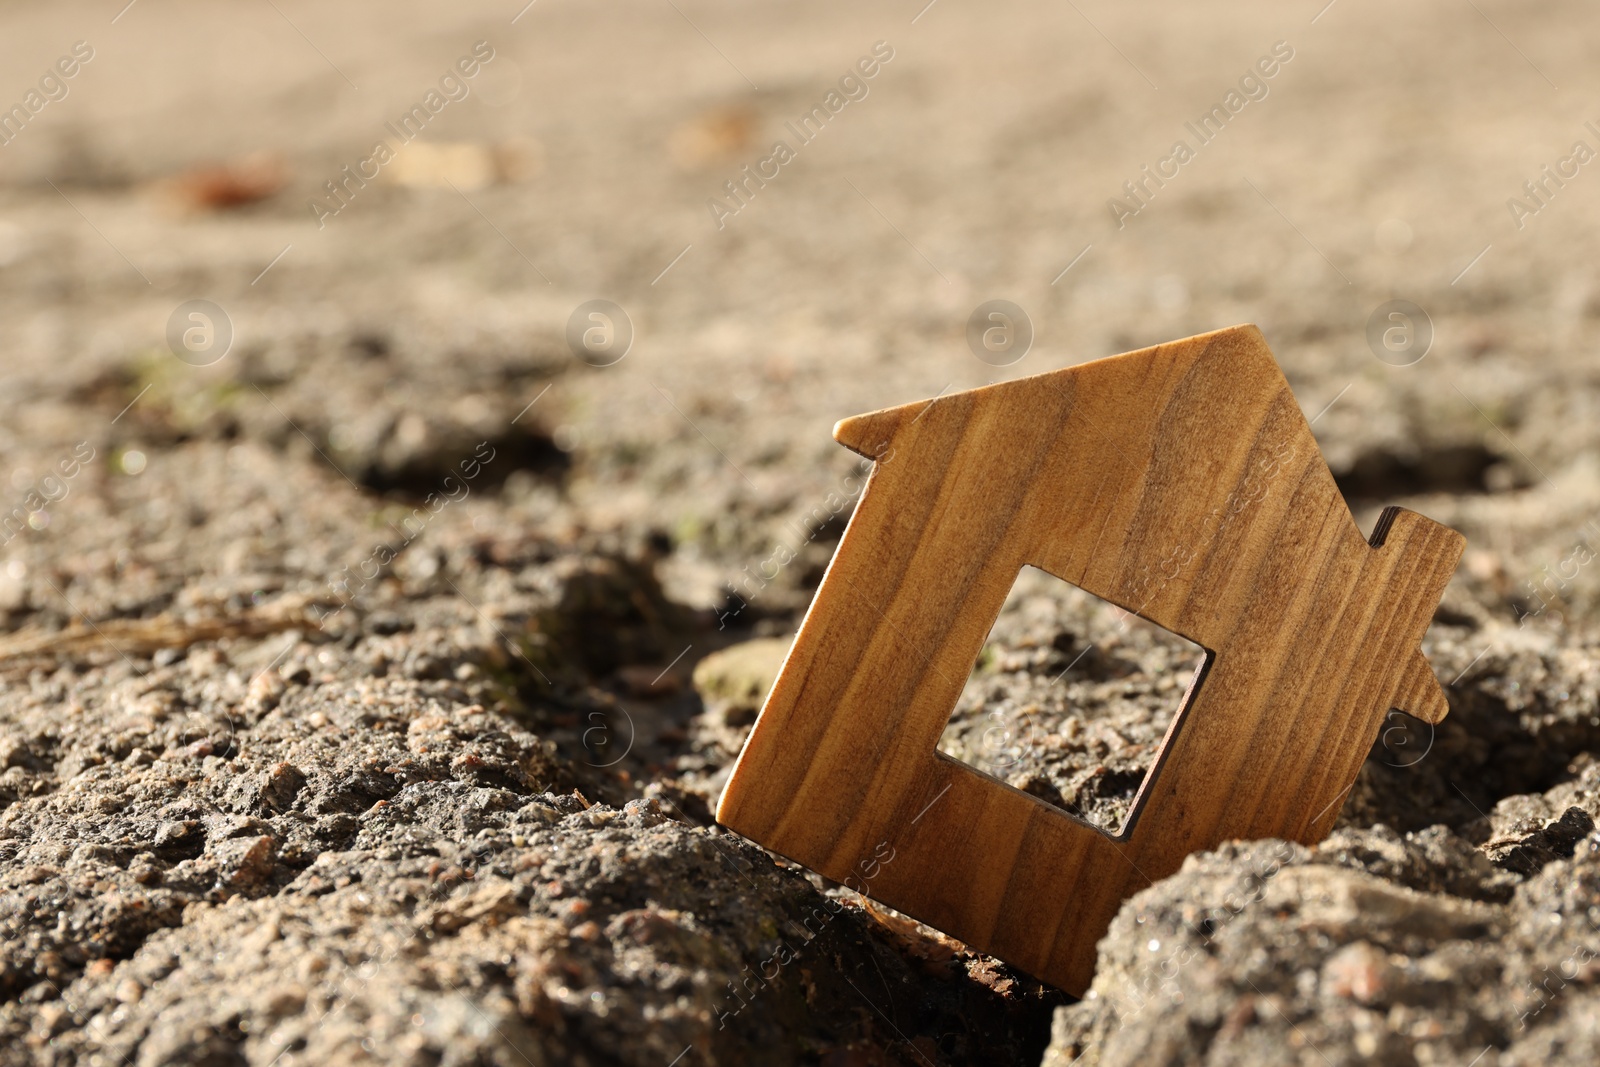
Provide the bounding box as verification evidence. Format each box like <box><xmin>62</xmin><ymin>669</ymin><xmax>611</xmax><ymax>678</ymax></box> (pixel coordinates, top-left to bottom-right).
<box><xmin>2</xmin><ymin>1</ymin><xmax>1600</xmax><ymax>1064</ymax></box>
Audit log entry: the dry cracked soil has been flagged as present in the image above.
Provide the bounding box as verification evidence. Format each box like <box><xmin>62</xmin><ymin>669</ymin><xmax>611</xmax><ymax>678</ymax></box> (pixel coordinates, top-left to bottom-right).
<box><xmin>4</xmin><ymin>1</ymin><xmax>1600</xmax><ymax>1065</ymax></box>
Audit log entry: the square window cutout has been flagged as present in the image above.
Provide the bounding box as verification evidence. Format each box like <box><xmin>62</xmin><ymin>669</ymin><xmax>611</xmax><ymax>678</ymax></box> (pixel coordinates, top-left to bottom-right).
<box><xmin>936</xmin><ymin>565</ymin><xmax>1210</xmax><ymax>837</ymax></box>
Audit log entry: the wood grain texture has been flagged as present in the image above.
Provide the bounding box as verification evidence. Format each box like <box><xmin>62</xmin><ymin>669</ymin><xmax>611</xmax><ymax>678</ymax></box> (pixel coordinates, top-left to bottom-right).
<box><xmin>715</xmin><ymin>324</ymin><xmax>1465</xmax><ymax>995</ymax></box>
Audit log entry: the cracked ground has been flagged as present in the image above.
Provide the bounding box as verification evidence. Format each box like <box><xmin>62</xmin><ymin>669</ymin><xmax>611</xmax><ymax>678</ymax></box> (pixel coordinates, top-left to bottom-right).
<box><xmin>4</xmin><ymin>1</ymin><xmax>1600</xmax><ymax>1064</ymax></box>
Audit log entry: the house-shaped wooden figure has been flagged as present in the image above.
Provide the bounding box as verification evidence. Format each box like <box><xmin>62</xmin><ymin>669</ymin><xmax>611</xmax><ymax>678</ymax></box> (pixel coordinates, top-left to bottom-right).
<box><xmin>717</xmin><ymin>324</ymin><xmax>1464</xmax><ymax>995</ymax></box>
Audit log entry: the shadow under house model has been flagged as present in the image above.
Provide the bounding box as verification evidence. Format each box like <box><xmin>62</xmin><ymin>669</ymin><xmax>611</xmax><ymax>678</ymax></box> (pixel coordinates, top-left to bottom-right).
<box><xmin>716</xmin><ymin>324</ymin><xmax>1466</xmax><ymax>996</ymax></box>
